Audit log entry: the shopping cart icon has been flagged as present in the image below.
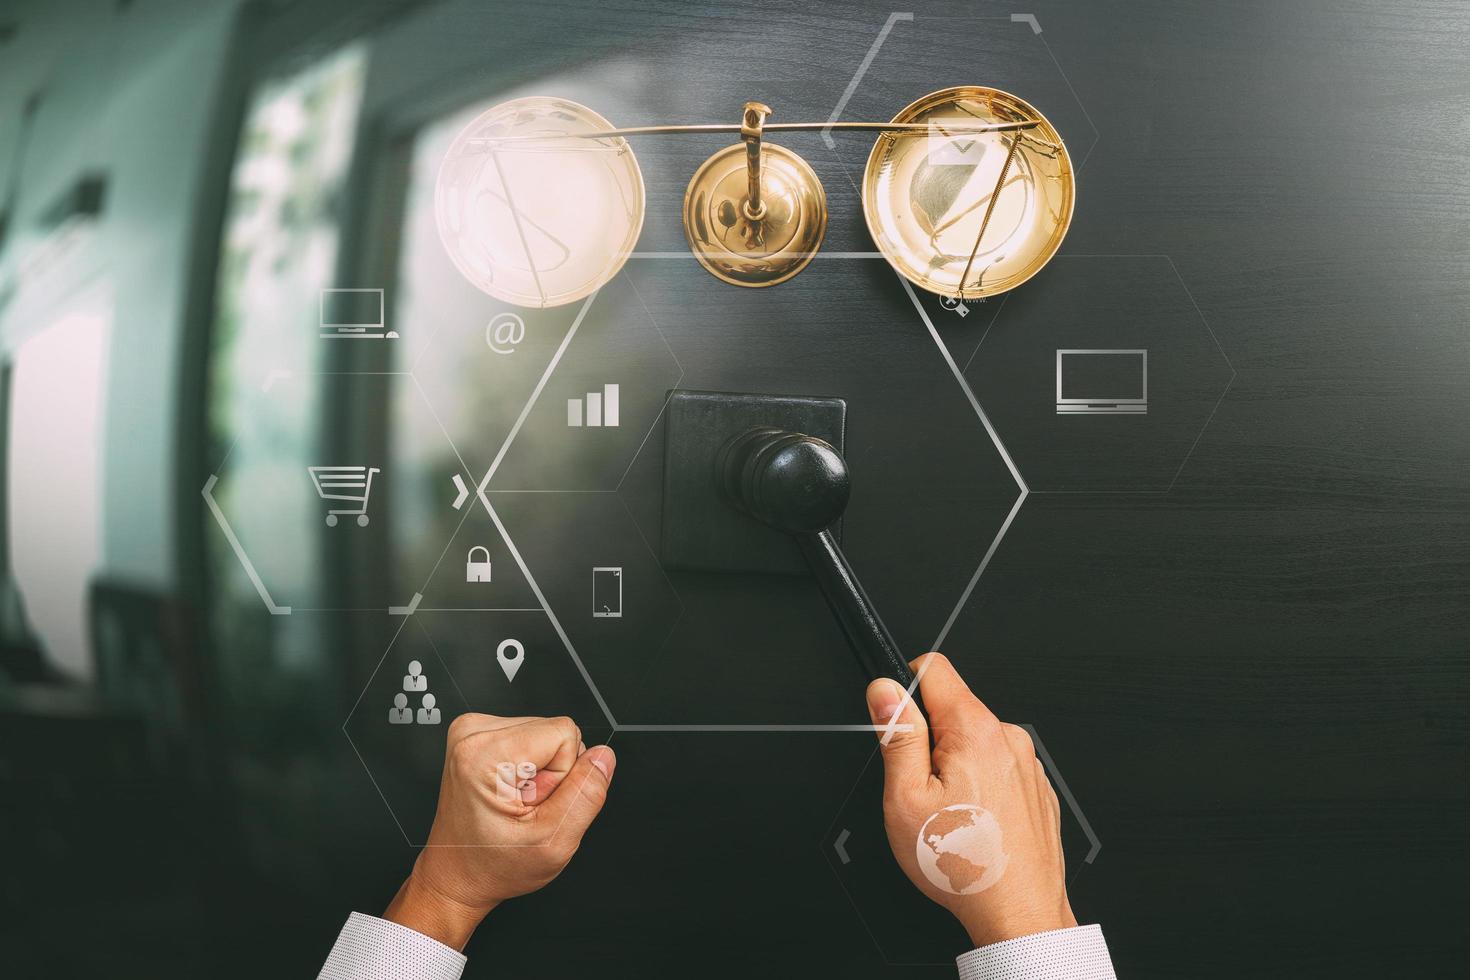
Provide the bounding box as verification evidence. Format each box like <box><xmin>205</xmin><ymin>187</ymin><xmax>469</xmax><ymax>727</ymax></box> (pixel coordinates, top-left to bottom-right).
<box><xmin>308</xmin><ymin>465</ymin><xmax>381</xmax><ymax>527</ymax></box>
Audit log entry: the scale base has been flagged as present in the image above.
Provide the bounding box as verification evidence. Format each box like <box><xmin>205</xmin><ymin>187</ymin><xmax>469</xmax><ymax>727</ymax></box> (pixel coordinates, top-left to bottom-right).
<box><xmin>682</xmin><ymin>143</ymin><xmax>827</xmax><ymax>288</ymax></box>
<box><xmin>660</xmin><ymin>390</ymin><xmax>846</xmax><ymax>575</ymax></box>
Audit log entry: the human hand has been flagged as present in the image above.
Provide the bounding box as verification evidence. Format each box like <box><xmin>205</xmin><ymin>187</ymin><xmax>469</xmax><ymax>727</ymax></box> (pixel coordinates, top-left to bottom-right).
<box><xmin>866</xmin><ymin>654</ymin><xmax>1075</xmax><ymax>948</ymax></box>
<box><xmin>383</xmin><ymin>713</ymin><xmax>615</xmax><ymax>950</ymax></box>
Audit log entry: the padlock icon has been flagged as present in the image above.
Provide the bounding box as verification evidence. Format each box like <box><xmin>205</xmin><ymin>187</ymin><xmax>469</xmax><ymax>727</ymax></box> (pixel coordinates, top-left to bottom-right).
<box><xmin>465</xmin><ymin>545</ymin><xmax>493</xmax><ymax>583</ymax></box>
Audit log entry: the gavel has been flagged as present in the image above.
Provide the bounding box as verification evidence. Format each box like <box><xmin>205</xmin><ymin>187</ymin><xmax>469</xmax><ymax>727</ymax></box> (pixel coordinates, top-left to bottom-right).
<box><xmin>716</xmin><ymin>427</ymin><xmax>915</xmax><ymax>688</ymax></box>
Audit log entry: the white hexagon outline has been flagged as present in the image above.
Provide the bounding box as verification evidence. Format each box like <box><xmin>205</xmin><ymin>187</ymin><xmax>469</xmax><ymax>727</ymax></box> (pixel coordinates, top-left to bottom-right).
<box><xmin>402</xmin><ymin>261</ymin><xmax>1025</xmax><ymax>739</ymax></box>
<box><xmin>816</xmin><ymin>10</ymin><xmax>1101</xmax><ymax>172</ymax></box>
<box><xmin>340</xmin><ymin>611</ymin><xmax>617</xmax><ymax>848</ymax></box>
<box><xmin>965</xmin><ymin>253</ymin><xmax>1237</xmax><ymax>495</ymax></box>
<box><xmin>202</xmin><ymin>367</ymin><xmax>481</xmax><ymax>616</ymax></box>
<box><xmin>819</xmin><ymin>719</ymin><xmax>1100</xmax><ymax>967</ymax></box>
<box><xmin>335</xmin><ymin>281</ymin><xmax>684</xmax><ymax>841</ymax></box>
<box><xmin>804</xmin><ymin>11</ymin><xmax>1116</xmax><ymax>953</ymax></box>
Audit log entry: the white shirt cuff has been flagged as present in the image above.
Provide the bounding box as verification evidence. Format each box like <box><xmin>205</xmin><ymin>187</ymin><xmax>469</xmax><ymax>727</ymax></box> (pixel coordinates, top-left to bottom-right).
<box><xmin>956</xmin><ymin>924</ymin><xmax>1116</xmax><ymax>980</ymax></box>
<box><xmin>318</xmin><ymin>911</ymin><xmax>467</xmax><ymax>980</ymax></box>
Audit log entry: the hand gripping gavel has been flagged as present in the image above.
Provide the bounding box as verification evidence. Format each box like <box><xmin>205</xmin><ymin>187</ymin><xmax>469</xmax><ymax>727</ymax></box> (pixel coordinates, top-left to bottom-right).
<box><xmin>716</xmin><ymin>427</ymin><xmax>915</xmax><ymax>688</ymax></box>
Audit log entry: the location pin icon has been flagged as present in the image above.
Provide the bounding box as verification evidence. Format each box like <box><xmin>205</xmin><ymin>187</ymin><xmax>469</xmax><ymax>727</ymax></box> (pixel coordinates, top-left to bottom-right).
<box><xmin>496</xmin><ymin>639</ymin><xmax>524</xmax><ymax>683</ymax></box>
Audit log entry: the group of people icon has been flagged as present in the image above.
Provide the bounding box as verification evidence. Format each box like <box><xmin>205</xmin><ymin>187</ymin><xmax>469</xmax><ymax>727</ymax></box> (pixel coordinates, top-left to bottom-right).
<box><xmin>389</xmin><ymin>660</ymin><xmax>441</xmax><ymax>725</ymax></box>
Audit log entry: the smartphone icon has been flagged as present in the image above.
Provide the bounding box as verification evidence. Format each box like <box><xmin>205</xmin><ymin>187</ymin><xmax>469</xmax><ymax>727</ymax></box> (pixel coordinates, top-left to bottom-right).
<box><xmin>593</xmin><ymin>567</ymin><xmax>622</xmax><ymax>618</ymax></box>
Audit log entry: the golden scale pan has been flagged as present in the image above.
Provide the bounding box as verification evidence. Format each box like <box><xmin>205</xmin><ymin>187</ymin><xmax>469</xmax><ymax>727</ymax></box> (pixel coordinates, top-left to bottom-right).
<box><xmin>434</xmin><ymin>86</ymin><xmax>1074</xmax><ymax>308</ymax></box>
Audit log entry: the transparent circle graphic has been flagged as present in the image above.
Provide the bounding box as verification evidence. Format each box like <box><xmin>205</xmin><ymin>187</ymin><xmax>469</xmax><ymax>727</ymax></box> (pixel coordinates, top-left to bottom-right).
<box><xmin>435</xmin><ymin>97</ymin><xmax>645</xmax><ymax>308</ymax></box>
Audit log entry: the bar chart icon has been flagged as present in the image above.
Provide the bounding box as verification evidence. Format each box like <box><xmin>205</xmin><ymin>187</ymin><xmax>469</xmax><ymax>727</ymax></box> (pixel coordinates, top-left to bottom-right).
<box><xmin>567</xmin><ymin>384</ymin><xmax>620</xmax><ymax>428</ymax></box>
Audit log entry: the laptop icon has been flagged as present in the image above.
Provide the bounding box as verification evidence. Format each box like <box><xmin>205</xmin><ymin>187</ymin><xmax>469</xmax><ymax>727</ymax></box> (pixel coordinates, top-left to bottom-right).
<box><xmin>320</xmin><ymin>288</ymin><xmax>397</xmax><ymax>340</ymax></box>
<box><xmin>1056</xmin><ymin>349</ymin><xmax>1148</xmax><ymax>415</ymax></box>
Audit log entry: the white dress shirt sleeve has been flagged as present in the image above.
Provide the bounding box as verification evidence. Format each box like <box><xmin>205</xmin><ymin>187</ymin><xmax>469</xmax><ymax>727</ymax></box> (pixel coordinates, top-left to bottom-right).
<box><xmin>315</xmin><ymin>912</ymin><xmax>1112</xmax><ymax>980</ymax></box>
<box><xmin>318</xmin><ymin>911</ymin><xmax>467</xmax><ymax>980</ymax></box>
<box><xmin>956</xmin><ymin>924</ymin><xmax>1116</xmax><ymax>980</ymax></box>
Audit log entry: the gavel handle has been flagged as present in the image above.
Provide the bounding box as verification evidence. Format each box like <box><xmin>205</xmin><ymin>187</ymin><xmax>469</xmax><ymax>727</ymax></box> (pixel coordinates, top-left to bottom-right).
<box><xmin>797</xmin><ymin>529</ymin><xmax>915</xmax><ymax>688</ymax></box>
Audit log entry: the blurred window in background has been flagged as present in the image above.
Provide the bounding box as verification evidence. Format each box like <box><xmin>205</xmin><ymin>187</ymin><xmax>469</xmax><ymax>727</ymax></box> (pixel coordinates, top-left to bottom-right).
<box><xmin>5</xmin><ymin>285</ymin><xmax>111</xmax><ymax>680</ymax></box>
<box><xmin>205</xmin><ymin>44</ymin><xmax>365</xmax><ymax>672</ymax></box>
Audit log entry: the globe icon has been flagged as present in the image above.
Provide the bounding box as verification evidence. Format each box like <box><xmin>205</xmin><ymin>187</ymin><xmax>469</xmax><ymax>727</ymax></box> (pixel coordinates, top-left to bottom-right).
<box><xmin>915</xmin><ymin>804</ymin><xmax>1010</xmax><ymax>896</ymax></box>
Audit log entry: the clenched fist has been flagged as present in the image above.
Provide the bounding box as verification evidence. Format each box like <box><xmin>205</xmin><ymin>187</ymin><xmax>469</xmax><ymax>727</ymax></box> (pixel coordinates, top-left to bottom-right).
<box><xmin>866</xmin><ymin>654</ymin><xmax>1075</xmax><ymax>948</ymax></box>
<box><xmin>383</xmin><ymin>713</ymin><xmax>615</xmax><ymax>950</ymax></box>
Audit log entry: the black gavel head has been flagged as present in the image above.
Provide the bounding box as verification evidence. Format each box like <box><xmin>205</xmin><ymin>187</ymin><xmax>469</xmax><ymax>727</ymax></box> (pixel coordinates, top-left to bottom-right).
<box><xmin>717</xmin><ymin>427</ymin><xmax>851</xmax><ymax>534</ymax></box>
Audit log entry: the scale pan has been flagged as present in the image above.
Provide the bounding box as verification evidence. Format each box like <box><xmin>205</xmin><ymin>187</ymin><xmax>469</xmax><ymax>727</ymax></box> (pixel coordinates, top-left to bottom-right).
<box><xmin>863</xmin><ymin>86</ymin><xmax>1074</xmax><ymax>300</ymax></box>
<box><xmin>435</xmin><ymin>97</ymin><xmax>645</xmax><ymax>308</ymax></box>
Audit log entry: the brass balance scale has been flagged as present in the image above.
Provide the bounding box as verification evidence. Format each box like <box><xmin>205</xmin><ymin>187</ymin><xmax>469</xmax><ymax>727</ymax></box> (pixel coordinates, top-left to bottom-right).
<box><xmin>434</xmin><ymin>86</ymin><xmax>1074</xmax><ymax>307</ymax></box>
<box><xmin>431</xmin><ymin>88</ymin><xmax>1077</xmax><ymax>686</ymax></box>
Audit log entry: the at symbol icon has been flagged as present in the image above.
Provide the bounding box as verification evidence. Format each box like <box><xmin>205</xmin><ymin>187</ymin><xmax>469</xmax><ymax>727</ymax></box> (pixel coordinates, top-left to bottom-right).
<box><xmin>487</xmin><ymin>312</ymin><xmax>526</xmax><ymax>355</ymax></box>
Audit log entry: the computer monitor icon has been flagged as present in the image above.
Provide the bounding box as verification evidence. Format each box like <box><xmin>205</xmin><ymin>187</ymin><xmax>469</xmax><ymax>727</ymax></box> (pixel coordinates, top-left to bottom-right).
<box><xmin>1056</xmin><ymin>349</ymin><xmax>1148</xmax><ymax>414</ymax></box>
<box><xmin>319</xmin><ymin>288</ymin><xmax>397</xmax><ymax>339</ymax></box>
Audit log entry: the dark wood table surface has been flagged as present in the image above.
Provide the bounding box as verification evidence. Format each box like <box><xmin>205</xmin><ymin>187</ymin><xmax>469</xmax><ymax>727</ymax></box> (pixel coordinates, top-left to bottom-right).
<box><xmin>184</xmin><ymin>1</ymin><xmax>1470</xmax><ymax>977</ymax></box>
<box><xmin>335</xmin><ymin>1</ymin><xmax>1470</xmax><ymax>976</ymax></box>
